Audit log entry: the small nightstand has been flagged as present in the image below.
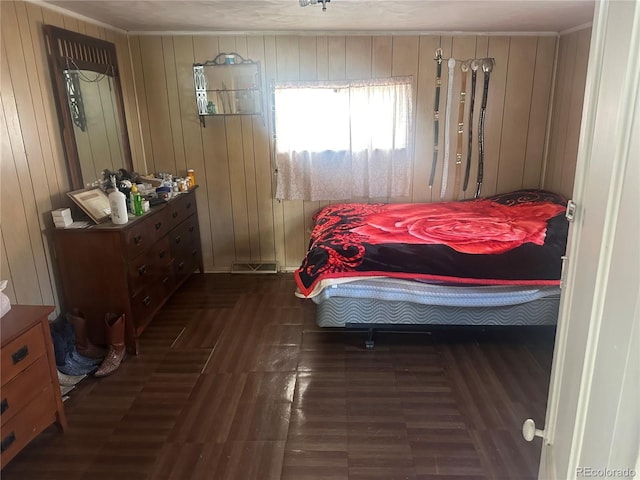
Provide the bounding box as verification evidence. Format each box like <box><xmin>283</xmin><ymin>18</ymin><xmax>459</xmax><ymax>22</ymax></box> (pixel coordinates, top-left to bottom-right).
<box><xmin>1</xmin><ymin>305</ymin><xmax>67</xmax><ymax>469</ymax></box>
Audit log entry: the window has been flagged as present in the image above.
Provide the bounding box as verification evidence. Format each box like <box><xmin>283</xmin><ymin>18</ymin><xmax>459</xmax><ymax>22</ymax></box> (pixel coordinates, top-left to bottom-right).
<box><xmin>274</xmin><ymin>76</ymin><xmax>413</xmax><ymax>201</ymax></box>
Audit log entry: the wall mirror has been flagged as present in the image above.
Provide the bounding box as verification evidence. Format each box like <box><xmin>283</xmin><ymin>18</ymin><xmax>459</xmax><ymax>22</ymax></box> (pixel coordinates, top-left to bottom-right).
<box><xmin>43</xmin><ymin>25</ymin><xmax>132</xmax><ymax>190</ymax></box>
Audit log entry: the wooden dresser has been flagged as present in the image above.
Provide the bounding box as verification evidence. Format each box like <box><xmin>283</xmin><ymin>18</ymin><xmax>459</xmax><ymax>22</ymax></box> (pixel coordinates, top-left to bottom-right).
<box><xmin>53</xmin><ymin>189</ymin><xmax>203</xmax><ymax>353</ymax></box>
<box><xmin>1</xmin><ymin>305</ymin><xmax>66</xmax><ymax>469</ymax></box>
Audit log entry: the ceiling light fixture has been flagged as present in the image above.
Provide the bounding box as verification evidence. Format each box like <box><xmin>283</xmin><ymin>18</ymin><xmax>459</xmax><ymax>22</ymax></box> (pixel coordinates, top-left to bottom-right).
<box><xmin>299</xmin><ymin>0</ymin><xmax>330</xmax><ymax>12</ymax></box>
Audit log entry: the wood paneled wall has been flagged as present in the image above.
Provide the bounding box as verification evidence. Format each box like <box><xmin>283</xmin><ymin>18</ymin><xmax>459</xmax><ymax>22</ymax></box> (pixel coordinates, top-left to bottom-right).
<box><xmin>131</xmin><ymin>33</ymin><xmax>558</xmax><ymax>270</ymax></box>
<box><xmin>544</xmin><ymin>27</ymin><xmax>592</xmax><ymax>198</ymax></box>
<box><xmin>0</xmin><ymin>1</ymin><xmax>142</xmax><ymax>308</ymax></box>
<box><xmin>1</xmin><ymin>0</ymin><xmax>591</xmax><ymax>315</ymax></box>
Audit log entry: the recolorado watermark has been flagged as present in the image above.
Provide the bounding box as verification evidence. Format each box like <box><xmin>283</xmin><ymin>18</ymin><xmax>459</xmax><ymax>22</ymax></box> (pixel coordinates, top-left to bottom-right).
<box><xmin>576</xmin><ymin>467</ymin><xmax>636</xmax><ymax>478</ymax></box>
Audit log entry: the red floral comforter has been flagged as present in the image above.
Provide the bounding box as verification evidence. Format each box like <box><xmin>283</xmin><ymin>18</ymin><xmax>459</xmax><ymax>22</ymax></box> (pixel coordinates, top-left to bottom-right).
<box><xmin>294</xmin><ymin>190</ymin><xmax>568</xmax><ymax>296</ymax></box>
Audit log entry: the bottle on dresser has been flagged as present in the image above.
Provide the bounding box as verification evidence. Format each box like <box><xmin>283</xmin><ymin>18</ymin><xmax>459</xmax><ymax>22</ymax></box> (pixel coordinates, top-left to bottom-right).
<box><xmin>187</xmin><ymin>169</ymin><xmax>196</xmax><ymax>188</ymax></box>
<box><xmin>108</xmin><ymin>175</ymin><xmax>128</xmax><ymax>225</ymax></box>
<box><xmin>130</xmin><ymin>184</ymin><xmax>143</xmax><ymax>216</ymax></box>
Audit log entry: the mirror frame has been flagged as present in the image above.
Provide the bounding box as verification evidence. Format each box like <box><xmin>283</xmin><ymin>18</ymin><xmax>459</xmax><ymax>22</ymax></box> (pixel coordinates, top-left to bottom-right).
<box><xmin>43</xmin><ymin>25</ymin><xmax>133</xmax><ymax>190</ymax></box>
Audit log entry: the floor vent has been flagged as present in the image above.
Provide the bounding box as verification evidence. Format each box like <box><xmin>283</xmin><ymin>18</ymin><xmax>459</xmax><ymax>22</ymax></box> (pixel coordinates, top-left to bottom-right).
<box><xmin>231</xmin><ymin>262</ymin><xmax>278</xmax><ymax>274</ymax></box>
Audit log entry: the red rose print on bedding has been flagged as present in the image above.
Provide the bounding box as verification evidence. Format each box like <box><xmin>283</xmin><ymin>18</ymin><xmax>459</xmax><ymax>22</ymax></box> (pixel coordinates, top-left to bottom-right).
<box><xmin>352</xmin><ymin>200</ymin><xmax>566</xmax><ymax>254</ymax></box>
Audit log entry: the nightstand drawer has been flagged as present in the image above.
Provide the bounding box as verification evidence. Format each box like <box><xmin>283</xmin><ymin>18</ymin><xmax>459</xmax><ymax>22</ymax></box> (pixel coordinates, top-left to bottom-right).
<box><xmin>0</xmin><ymin>383</ymin><xmax>56</xmax><ymax>469</ymax></box>
<box><xmin>1</xmin><ymin>356</ymin><xmax>50</xmax><ymax>427</ymax></box>
<box><xmin>0</xmin><ymin>325</ymin><xmax>46</xmax><ymax>385</ymax></box>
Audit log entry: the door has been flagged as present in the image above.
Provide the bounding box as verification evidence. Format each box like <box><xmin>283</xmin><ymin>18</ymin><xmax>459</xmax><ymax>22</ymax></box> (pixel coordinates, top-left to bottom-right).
<box><xmin>536</xmin><ymin>1</ymin><xmax>640</xmax><ymax>478</ymax></box>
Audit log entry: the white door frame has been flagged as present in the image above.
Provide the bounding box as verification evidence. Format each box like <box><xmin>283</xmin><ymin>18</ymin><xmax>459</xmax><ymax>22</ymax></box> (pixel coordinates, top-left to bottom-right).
<box><xmin>539</xmin><ymin>0</ymin><xmax>640</xmax><ymax>478</ymax></box>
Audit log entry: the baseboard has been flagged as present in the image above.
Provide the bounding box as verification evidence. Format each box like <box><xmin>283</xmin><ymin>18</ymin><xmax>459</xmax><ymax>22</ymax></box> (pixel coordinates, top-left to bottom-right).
<box><xmin>231</xmin><ymin>262</ymin><xmax>279</xmax><ymax>274</ymax></box>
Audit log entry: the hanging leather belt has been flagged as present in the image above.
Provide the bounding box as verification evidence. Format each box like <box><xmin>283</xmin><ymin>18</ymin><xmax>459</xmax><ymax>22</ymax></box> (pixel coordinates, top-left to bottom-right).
<box><xmin>429</xmin><ymin>48</ymin><xmax>443</xmax><ymax>189</ymax></box>
<box><xmin>475</xmin><ymin>58</ymin><xmax>494</xmax><ymax>199</ymax></box>
<box><xmin>463</xmin><ymin>60</ymin><xmax>478</xmax><ymax>193</ymax></box>
<box><xmin>440</xmin><ymin>57</ymin><xmax>456</xmax><ymax>199</ymax></box>
<box><xmin>453</xmin><ymin>60</ymin><xmax>469</xmax><ymax>199</ymax></box>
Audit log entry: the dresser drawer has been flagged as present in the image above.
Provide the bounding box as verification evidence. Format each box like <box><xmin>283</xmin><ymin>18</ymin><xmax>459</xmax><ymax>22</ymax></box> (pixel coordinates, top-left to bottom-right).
<box><xmin>173</xmin><ymin>246</ymin><xmax>201</xmax><ymax>284</ymax></box>
<box><xmin>0</xmin><ymin>383</ymin><xmax>56</xmax><ymax>469</ymax></box>
<box><xmin>124</xmin><ymin>210</ymin><xmax>168</xmax><ymax>260</ymax></box>
<box><xmin>130</xmin><ymin>282</ymin><xmax>170</xmax><ymax>331</ymax></box>
<box><xmin>171</xmin><ymin>215</ymin><xmax>200</xmax><ymax>276</ymax></box>
<box><xmin>169</xmin><ymin>215</ymin><xmax>200</xmax><ymax>253</ymax></box>
<box><xmin>166</xmin><ymin>192</ymin><xmax>197</xmax><ymax>231</ymax></box>
<box><xmin>1</xmin><ymin>356</ymin><xmax>50</xmax><ymax>427</ymax></box>
<box><xmin>128</xmin><ymin>236</ymin><xmax>172</xmax><ymax>296</ymax></box>
<box><xmin>0</xmin><ymin>325</ymin><xmax>46</xmax><ymax>385</ymax></box>
<box><xmin>173</xmin><ymin>252</ymin><xmax>199</xmax><ymax>282</ymax></box>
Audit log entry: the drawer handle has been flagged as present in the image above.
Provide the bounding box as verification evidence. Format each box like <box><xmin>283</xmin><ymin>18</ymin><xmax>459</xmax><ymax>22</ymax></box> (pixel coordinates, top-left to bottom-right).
<box><xmin>155</xmin><ymin>221</ymin><xmax>163</xmax><ymax>230</ymax></box>
<box><xmin>138</xmin><ymin>265</ymin><xmax>147</xmax><ymax>276</ymax></box>
<box><xmin>188</xmin><ymin>225</ymin><xmax>195</xmax><ymax>233</ymax></box>
<box><xmin>1</xmin><ymin>398</ymin><xmax>8</xmax><ymax>415</ymax></box>
<box><xmin>172</xmin><ymin>211</ymin><xmax>178</xmax><ymax>219</ymax></box>
<box><xmin>134</xmin><ymin>234</ymin><xmax>143</xmax><ymax>245</ymax></box>
<box><xmin>1</xmin><ymin>432</ymin><xmax>16</xmax><ymax>453</ymax></box>
<box><xmin>162</xmin><ymin>276</ymin><xmax>170</xmax><ymax>284</ymax></box>
<box><xmin>159</xmin><ymin>250</ymin><xmax>166</xmax><ymax>259</ymax></box>
<box><xmin>186</xmin><ymin>202</ymin><xmax>192</xmax><ymax>209</ymax></box>
<box><xmin>175</xmin><ymin>235</ymin><xmax>181</xmax><ymax>244</ymax></box>
<box><xmin>178</xmin><ymin>261</ymin><xmax>185</xmax><ymax>271</ymax></box>
<box><xmin>192</xmin><ymin>249</ymin><xmax>198</xmax><ymax>256</ymax></box>
<box><xmin>143</xmin><ymin>296</ymin><xmax>152</xmax><ymax>307</ymax></box>
<box><xmin>11</xmin><ymin>345</ymin><xmax>29</xmax><ymax>365</ymax></box>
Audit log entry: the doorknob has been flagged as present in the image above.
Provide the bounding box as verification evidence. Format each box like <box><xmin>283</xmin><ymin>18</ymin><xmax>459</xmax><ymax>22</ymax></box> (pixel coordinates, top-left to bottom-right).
<box><xmin>522</xmin><ymin>418</ymin><xmax>545</xmax><ymax>442</ymax></box>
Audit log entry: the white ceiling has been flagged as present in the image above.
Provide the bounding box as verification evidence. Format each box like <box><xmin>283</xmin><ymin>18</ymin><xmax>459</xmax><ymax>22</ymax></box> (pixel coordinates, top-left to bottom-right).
<box><xmin>43</xmin><ymin>0</ymin><xmax>595</xmax><ymax>34</ymax></box>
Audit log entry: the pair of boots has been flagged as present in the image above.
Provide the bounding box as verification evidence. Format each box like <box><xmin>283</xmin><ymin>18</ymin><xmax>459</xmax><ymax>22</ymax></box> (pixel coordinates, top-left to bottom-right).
<box><xmin>51</xmin><ymin>324</ymin><xmax>101</xmax><ymax>377</ymax></box>
<box><xmin>66</xmin><ymin>310</ymin><xmax>126</xmax><ymax>377</ymax></box>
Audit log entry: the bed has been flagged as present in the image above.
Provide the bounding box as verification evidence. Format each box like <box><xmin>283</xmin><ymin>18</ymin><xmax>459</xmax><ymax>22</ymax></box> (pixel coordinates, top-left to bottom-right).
<box><xmin>294</xmin><ymin>189</ymin><xmax>568</xmax><ymax>347</ymax></box>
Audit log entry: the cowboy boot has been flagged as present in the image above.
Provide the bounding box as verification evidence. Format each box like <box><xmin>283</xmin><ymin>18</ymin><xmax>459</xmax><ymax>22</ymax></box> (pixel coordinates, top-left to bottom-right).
<box><xmin>67</xmin><ymin>309</ymin><xmax>107</xmax><ymax>359</ymax></box>
<box><xmin>58</xmin><ymin>350</ymin><xmax>99</xmax><ymax>376</ymax></box>
<box><xmin>94</xmin><ymin>313</ymin><xmax>127</xmax><ymax>378</ymax></box>
<box><xmin>57</xmin><ymin>370</ymin><xmax>86</xmax><ymax>387</ymax></box>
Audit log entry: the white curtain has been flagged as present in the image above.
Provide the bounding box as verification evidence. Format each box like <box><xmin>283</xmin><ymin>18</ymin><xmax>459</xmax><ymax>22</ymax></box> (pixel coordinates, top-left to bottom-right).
<box><xmin>274</xmin><ymin>77</ymin><xmax>413</xmax><ymax>201</ymax></box>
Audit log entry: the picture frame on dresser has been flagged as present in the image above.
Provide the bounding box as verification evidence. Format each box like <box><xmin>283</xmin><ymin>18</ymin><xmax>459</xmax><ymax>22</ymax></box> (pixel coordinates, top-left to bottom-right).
<box><xmin>67</xmin><ymin>187</ymin><xmax>111</xmax><ymax>224</ymax></box>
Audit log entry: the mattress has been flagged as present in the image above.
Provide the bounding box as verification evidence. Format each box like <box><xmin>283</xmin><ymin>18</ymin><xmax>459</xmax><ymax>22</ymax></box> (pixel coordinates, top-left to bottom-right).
<box><xmin>308</xmin><ymin>277</ymin><xmax>561</xmax><ymax>307</ymax></box>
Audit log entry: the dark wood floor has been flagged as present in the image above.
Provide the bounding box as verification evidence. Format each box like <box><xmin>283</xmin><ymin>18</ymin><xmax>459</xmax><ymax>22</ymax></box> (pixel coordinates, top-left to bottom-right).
<box><xmin>3</xmin><ymin>273</ymin><xmax>554</xmax><ymax>480</ymax></box>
